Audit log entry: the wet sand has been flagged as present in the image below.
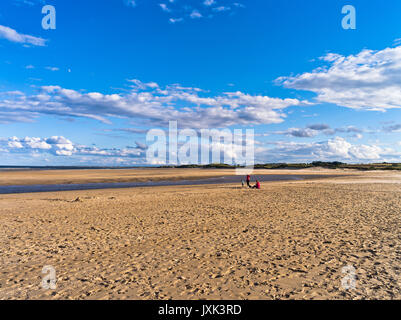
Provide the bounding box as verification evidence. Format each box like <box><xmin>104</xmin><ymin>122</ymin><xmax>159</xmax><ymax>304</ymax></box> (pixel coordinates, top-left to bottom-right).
<box><xmin>1</xmin><ymin>169</ymin><xmax>401</xmax><ymax>300</ymax></box>
<box><xmin>0</xmin><ymin>174</ymin><xmax>343</xmax><ymax>194</ymax></box>
<box><xmin>0</xmin><ymin>167</ymin><xmax>354</xmax><ymax>186</ymax></box>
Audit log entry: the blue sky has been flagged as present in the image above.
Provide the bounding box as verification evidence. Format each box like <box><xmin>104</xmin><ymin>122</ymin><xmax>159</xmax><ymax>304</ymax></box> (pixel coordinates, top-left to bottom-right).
<box><xmin>1</xmin><ymin>0</ymin><xmax>401</xmax><ymax>165</ymax></box>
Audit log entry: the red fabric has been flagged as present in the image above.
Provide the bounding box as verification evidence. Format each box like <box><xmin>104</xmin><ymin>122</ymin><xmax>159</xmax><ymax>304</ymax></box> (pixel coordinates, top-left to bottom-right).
<box><xmin>246</xmin><ymin>175</ymin><xmax>250</xmax><ymax>182</ymax></box>
<box><xmin>256</xmin><ymin>181</ymin><xmax>261</xmax><ymax>189</ymax></box>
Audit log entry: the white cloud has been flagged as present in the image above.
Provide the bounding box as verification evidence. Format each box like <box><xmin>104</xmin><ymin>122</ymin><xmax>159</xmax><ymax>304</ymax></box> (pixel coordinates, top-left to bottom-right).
<box><xmin>24</xmin><ymin>137</ymin><xmax>52</xmax><ymax>149</ymax></box>
<box><xmin>127</xmin><ymin>79</ymin><xmax>159</xmax><ymax>90</ymax></box>
<box><xmin>45</xmin><ymin>136</ymin><xmax>74</xmax><ymax>155</ymax></box>
<box><xmin>5</xmin><ymin>136</ymin><xmax>73</xmax><ymax>155</ymax></box>
<box><xmin>169</xmin><ymin>18</ymin><xmax>184</xmax><ymax>24</ymax></box>
<box><xmin>190</xmin><ymin>10</ymin><xmax>202</xmax><ymax>19</ymax></box>
<box><xmin>8</xmin><ymin>137</ymin><xmax>23</xmax><ymax>149</ymax></box>
<box><xmin>161</xmin><ymin>1</ymin><xmax>243</xmax><ymax>23</ymax></box>
<box><xmin>0</xmin><ymin>25</ymin><xmax>46</xmax><ymax>46</ymax></box>
<box><xmin>1</xmin><ymin>134</ymin><xmax>398</xmax><ymax>165</ymax></box>
<box><xmin>0</xmin><ymin>136</ymin><xmax>146</xmax><ymax>161</ymax></box>
<box><xmin>277</xmin><ymin>44</ymin><xmax>401</xmax><ymax>111</ymax></box>
<box><xmin>45</xmin><ymin>66</ymin><xmax>59</xmax><ymax>71</ymax></box>
<box><xmin>123</xmin><ymin>0</ymin><xmax>136</xmax><ymax>8</ymax></box>
<box><xmin>0</xmin><ymin>80</ymin><xmax>307</xmax><ymax>128</ymax></box>
<box><xmin>0</xmin><ymin>91</ymin><xmax>24</xmax><ymax>96</ymax></box>
<box><xmin>260</xmin><ymin>137</ymin><xmax>391</xmax><ymax>163</ymax></box>
<box><xmin>203</xmin><ymin>0</ymin><xmax>215</xmax><ymax>6</ymax></box>
<box><xmin>159</xmin><ymin>3</ymin><xmax>171</xmax><ymax>12</ymax></box>
<box><xmin>213</xmin><ymin>6</ymin><xmax>231</xmax><ymax>12</ymax></box>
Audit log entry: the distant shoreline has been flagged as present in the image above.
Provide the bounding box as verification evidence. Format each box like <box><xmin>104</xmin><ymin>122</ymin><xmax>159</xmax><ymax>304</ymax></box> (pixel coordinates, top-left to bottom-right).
<box><xmin>1</xmin><ymin>161</ymin><xmax>401</xmax><ymax>172</ymax></box>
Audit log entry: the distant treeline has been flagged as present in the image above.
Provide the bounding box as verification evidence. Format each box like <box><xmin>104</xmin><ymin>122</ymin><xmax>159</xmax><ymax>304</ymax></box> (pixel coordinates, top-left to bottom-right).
<box><xmin>162</xmin><ymin>162</ymin><xmax>401</xmax><ymax>171</ymax></box>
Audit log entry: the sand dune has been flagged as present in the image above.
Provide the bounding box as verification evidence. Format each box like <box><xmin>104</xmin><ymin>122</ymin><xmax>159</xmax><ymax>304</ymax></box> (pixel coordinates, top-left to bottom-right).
<box><xmin>1</xmin><ymin>170</ymin><xmax>401</xmax><ymax>299</ymax></box>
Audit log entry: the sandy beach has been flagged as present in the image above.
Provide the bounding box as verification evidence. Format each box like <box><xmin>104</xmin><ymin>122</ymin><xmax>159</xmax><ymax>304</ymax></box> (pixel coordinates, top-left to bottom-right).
<box><xmin>0</xmin><ymin>167</ymin><xmax>354</xmax><ymax>186</ymax></box>
<box><xmin>1</xmin><ymin>168</ymin><xmax>401</xmax><ymax>300</ymax></box>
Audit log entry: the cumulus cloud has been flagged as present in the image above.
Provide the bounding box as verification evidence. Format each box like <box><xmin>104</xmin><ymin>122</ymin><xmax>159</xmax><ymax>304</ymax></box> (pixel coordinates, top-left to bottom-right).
<box><xmin>45</xmin><ymin>136</ymin><xmax>74</xmax><ymax>155</ymax></box>
<box><xmin>260</xmin><ymin>137</ymin><xmax>392</xmax><ymax>163</ymax></box>
<box><xmin>0</xmin><ymin>25</ymin><xmax>46</xmax><ymax>46</ymax></box>
<box><xmin>1</xmin><ymin>134</ymin><xmax>397</xmax><ymax>165</ymax></box>
<box><xmin>277</xmin><ymin>45</ymin><xmax>401</xmax><ymax>111</ymax></box>
<box><xmin>8</xmin><ymin>137</ymin><xmax>24</xmax><ymax>149</ymax></box>
<box><xmin>24</xmin><ymin>137</ymin><xmax>52</xmax><ymax>150</ymax></box>
<box><xmin>5</xmin><ymin>136</ymin><xmax>74</xmax><ymax>156</ymax></box>
<box><xmin>1</xmin><ymin>136</ymin><xmax>146</xmax><ymax>160</ymax></box>
<box><xmin>0</xmin><ymin>80</ymin><xmax>307</xmax><ymax>128</ymax></box>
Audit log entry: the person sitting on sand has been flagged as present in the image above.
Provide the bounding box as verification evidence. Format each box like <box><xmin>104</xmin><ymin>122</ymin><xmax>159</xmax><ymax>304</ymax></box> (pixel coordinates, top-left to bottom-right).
<box><xmin>252</xmin><ymin>180</ymin><xmax>261</xmax><ymax>189</ymax></box>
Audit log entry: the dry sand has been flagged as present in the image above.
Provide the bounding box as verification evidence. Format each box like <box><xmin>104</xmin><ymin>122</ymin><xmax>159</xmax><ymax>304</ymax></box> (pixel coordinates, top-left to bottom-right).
<box><xmin>1</xmin><ymin>169</ymin><xmax>401</xmax><ymax>300</ymax></box>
